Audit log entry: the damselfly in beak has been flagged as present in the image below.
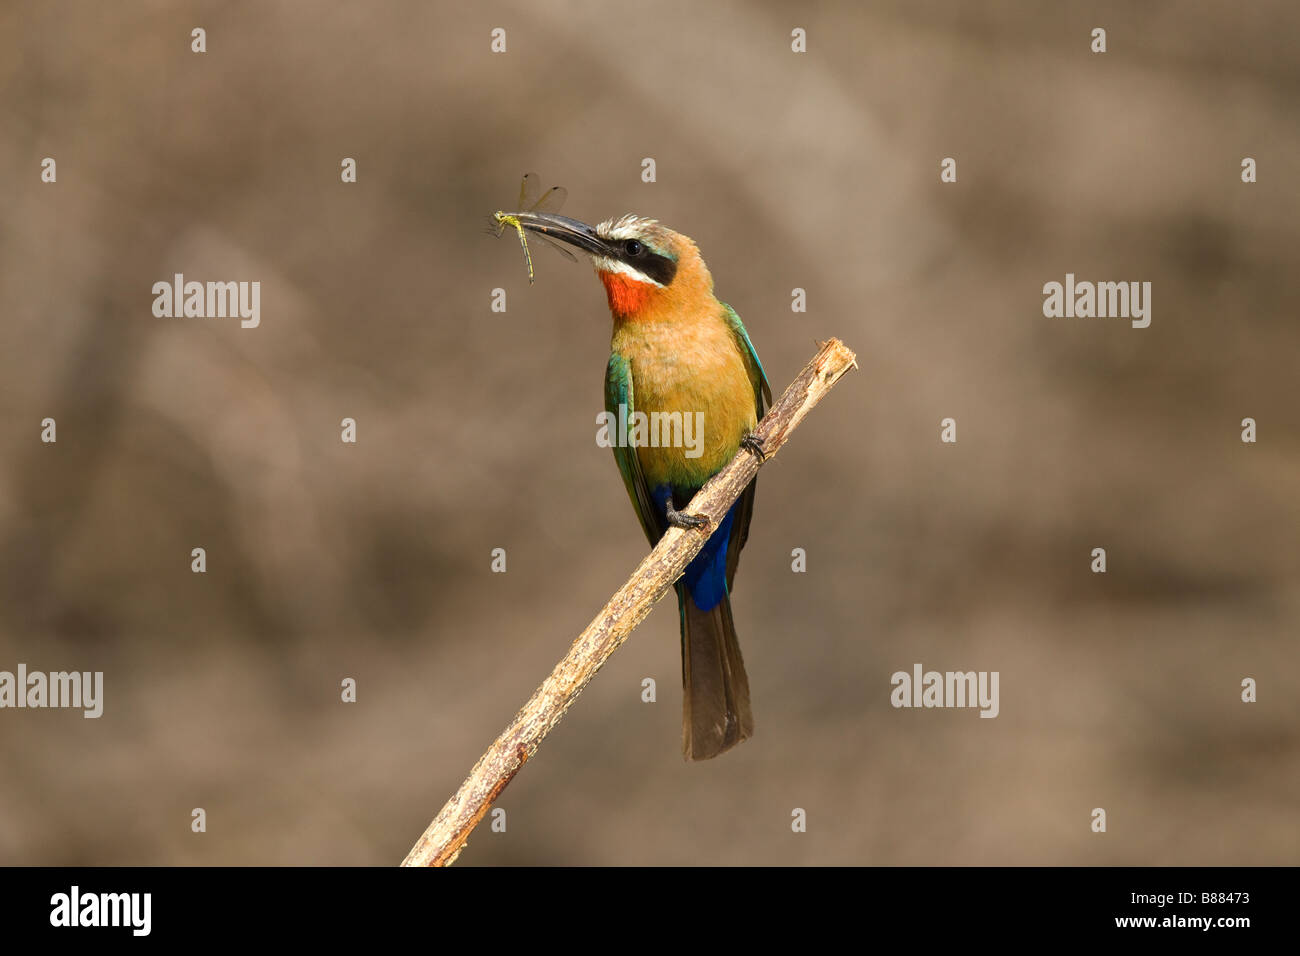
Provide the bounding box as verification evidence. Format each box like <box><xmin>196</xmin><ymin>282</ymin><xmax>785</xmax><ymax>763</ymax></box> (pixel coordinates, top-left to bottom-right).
<box><xmin>493</xmin><ymin>173</ymin><xmax>576</xmax><ymax>284</ymax></box>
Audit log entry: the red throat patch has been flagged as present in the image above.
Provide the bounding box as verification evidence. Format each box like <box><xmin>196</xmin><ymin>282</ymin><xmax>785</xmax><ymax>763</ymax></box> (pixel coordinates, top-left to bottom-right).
<box><xmin>599</xmin><ymin>270</ymin><xmax>656</xmax><ymax>318</ymax></box>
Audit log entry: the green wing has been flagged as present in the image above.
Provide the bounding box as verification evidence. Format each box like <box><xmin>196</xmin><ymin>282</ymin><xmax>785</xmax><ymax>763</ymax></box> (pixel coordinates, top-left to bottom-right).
<box><xmin>606</xmin><ymin>351</ymin><xmax>664</xmax><ymax>546</ymax></box>
<box><xmin>721</xmin><ymin>303</ymin><xmax>772</xmax><ymax>415</ymax></box>
<box><xmin>719</xmin><ymin>303</ymin><xmax>769</xmax><ymax>593</ymax></box>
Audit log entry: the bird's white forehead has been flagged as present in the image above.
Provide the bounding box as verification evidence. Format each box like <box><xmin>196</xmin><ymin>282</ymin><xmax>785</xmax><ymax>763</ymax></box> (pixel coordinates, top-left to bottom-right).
<box><xmin>596</xmin><ymin>214</ymin><xmax>659</xmax><ymax>241</ymax></box>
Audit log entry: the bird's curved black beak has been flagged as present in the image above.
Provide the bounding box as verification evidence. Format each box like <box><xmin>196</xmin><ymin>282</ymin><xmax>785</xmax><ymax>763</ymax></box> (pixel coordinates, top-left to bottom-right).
<box><xmin>505</xmin><ymin>212</ymin><xmax>607</xmax><ymax>257</ymax></box>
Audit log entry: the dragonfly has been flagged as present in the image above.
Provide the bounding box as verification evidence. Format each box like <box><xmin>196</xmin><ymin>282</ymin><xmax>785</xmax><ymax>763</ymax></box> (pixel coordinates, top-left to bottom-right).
<box><xmin>492</xmin><ymin>173</ymin><xmax>575</xmax><ymax>284</ymax></box>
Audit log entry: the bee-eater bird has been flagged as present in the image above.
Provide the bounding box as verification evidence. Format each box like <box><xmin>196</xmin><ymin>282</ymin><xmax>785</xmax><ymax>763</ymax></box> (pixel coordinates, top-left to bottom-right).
<box><xmin>506</xmin><ymin>209</ymin><xmax>771</xmax><ymax>759</ymax></box>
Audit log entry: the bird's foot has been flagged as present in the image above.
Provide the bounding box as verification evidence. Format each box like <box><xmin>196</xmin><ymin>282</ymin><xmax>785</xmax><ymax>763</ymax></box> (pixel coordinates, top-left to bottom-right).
<box><xmin>740</xmin><ymin>432</ymin><xmax>767</xmax><ymax>462</ymax></box>
<box><xmin>666</xmin><ymin>501</ymin><xmax>709</xmax><ymax>532</ymax></box>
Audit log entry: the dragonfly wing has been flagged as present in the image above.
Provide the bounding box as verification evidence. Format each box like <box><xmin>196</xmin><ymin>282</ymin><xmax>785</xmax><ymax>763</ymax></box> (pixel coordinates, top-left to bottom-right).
<box><xmin>520</xmin><ymin>178</ymin><xmax>573</xmax><ymax>261</ymax></box>
<box><xmin>518</xmin><ymin>172</ymin><xmax>541</xmax><ymax>210</ymax></box>
<box><xmin>530</xmin><ymin>232</ymin><xmax>578</xmax><ymax>262</ymax></box>
<box><xmin>531</xmin><ymin>185</ymin><xmax>567</xmax><ymax>215</ymax></box>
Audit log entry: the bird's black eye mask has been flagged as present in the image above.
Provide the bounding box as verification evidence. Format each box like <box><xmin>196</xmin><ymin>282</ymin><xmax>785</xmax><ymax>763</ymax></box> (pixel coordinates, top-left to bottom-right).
<box><xmin>616</xmin><ymin>237</ymin><xmax>677</xmax><ymax>287</ymax></box>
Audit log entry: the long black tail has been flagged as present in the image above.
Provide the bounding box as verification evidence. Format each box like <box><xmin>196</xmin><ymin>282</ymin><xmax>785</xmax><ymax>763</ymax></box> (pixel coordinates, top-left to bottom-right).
<box><xmin>678</xmin><ymin>584</ymin><xmax>754</xmax><ymax>760</ymax></box>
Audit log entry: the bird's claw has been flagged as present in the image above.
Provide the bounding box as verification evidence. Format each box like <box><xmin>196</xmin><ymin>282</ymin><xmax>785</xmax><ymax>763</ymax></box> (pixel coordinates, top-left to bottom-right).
<box><xmin>741</xmin><ymin>433</ymin><xmax>767</xmax><ymax>462</ymax></box>
<box><xmin>667</xmin><ymin>510</ymin><xmax>710</xmax><ymax>532</ymax></box>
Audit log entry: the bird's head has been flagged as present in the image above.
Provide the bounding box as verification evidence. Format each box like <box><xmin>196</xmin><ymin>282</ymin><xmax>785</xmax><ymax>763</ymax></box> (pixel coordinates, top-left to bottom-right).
<box><xmin>510</xmin><ymin>211</ymin><xmax>712</xmax><ymax>320</ymax></box>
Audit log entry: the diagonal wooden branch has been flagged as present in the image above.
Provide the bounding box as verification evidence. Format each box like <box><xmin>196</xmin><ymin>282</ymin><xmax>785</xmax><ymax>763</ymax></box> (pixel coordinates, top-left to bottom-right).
<box><xmin>401</xmin><ymin>338</ymin><xmax>858</xmax><ymax>867</ymax></box>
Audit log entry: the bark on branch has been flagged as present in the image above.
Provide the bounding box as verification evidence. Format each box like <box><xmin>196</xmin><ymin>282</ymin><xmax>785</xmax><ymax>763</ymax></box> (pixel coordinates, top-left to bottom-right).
<box><xmin>401</xmin><ymin>338</ymin><xmax>858</xmax><ymax>866</ymax></box>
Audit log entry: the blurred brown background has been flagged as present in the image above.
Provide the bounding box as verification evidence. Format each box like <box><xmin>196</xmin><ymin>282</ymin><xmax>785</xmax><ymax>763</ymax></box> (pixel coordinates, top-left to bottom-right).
<box><xmin>1</xmin><ymin>0</ymin><xmax>1297</xmax><ymax>865</ymax></box>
